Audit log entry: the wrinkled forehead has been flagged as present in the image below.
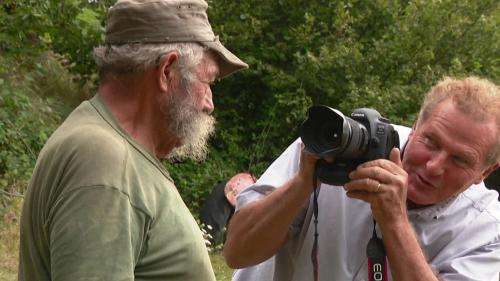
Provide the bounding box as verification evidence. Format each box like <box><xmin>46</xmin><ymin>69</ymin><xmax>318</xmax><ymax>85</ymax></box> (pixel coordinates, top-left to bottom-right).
<box><xmin>420</xmin><ymin>100</ymin><xmax>498</xmax><ymax>163</ymax></box>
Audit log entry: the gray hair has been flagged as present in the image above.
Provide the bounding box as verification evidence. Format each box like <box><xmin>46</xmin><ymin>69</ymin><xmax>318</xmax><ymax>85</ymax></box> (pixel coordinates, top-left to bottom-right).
<box><xmin>93</xmin><ymin>42</ymin><xmax>206</xmax><ymax>82</ymax></box>
<box><xmin>418</xmin><ymin>76</ymin><xmax>500</xmax><ymax>165</ymax></box>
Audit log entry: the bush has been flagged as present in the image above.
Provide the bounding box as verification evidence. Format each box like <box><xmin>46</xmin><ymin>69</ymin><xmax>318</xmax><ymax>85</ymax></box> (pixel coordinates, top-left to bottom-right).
<box><xmin>0</xmin><ymin>0</ymin><xmax>109</xmax><ymax>77</ymax></box>
<box><xmin>0</xmin><ymin>79</ymin><xmax>59</xmax><ymax>192</ymax></box>
<box><xmin>0</xmin><ymin>53</ymin><xmax>89</xmax><ymax>195</ymax></box>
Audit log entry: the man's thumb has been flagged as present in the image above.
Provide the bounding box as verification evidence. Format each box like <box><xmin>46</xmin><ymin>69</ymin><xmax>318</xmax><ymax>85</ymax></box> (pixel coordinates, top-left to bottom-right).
<box><xmin>390</xmin><ymin>147</ymin><xmax>402</xmax><ymax>166</ymax></box>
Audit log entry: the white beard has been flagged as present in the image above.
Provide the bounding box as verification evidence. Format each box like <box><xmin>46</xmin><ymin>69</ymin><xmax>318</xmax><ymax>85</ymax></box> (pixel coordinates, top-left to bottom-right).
<box><xmin>163</xmin><ymin>88</ymin><xmax>216</xmax><ymax>162</ymax></box>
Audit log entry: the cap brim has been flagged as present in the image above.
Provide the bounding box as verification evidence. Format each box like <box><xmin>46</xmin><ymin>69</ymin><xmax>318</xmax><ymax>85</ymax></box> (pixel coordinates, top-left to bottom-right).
<box><xmin>202</xmin><ymin>40</ymin><xmax>248</xmax><ymax>79</ymax></box>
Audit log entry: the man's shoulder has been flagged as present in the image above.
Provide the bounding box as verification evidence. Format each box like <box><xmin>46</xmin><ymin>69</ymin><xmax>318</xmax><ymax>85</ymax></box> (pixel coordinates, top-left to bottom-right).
<box><xmin>35</xmin><ymin>103</ymin><xmax>132</xmax><ymax>189</ymax></box>
<box><xmin>462</xmin><ymin>184</ymin><xmax>500</xmax><ymax>217</ymax></box>
<box><xmin>45</xmin><ymin>114</ymin><xmax>127</xmax><ymax>166</ymax></box>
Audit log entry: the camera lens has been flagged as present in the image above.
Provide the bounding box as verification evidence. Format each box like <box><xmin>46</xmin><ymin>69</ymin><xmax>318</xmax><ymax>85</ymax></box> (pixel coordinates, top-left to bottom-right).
<box><xmin>316</xmin><ymin>111</ymin><xmax>344</xmax><ymax>149</ymax></box>
<box><xmin>300</xmin><ymin>106</ymin><xmax>399</xmax><ymax>185</ymax></box>
<box><xmin>320</xmin><ymin>124</ymin><xmax>341</xmax><ymax>148</ymax></box>
<box><xmin>300</xmin><ymin>106</ymin><xmax>368</xmax><ymax>159</ymax></box>
<box><xmin>340</xmin><ymin>118</ymin><xmax>368</xmax><ymax>159</ymax></box>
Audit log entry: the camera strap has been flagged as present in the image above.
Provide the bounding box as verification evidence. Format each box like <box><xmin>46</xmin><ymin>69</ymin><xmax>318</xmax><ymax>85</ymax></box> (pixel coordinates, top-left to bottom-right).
<box><xmin>311</xmin><ymin>177</ymin><xmax>320</xmax><ymax>281</ymax></box>
<box><xmin>367</xmin><ymin>220</ymin><xmax>388</xmax><ymax>281</ymax></box>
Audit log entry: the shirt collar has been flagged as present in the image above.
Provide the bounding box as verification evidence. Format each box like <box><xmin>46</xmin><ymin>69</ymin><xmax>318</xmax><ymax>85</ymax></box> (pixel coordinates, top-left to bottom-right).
<box><xmin>408</xmin><ymin>194</ymin><xmax>460</xmax><ymax>221</ymax></box>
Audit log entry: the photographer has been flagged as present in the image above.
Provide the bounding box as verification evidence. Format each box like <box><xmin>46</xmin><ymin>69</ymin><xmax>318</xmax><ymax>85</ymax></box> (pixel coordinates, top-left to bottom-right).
<box><xmin>224</xmin><ymin>76</ymin><xmax>500</xmax><ymax>280</ymax></box>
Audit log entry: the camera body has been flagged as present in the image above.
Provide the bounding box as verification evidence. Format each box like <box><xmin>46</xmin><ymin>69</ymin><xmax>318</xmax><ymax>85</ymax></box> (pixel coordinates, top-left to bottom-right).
<box><xmin>300</xmin><ymin>106</ymin><xmax>399</xmax><ymax>185</ymax></box>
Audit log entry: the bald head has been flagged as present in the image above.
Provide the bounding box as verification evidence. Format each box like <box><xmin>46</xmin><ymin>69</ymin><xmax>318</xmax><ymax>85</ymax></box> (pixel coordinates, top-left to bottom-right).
<box><xmin>224</xmin><ymin>173</ymin><xmax>256</xmax><ymax>206</ymax></box>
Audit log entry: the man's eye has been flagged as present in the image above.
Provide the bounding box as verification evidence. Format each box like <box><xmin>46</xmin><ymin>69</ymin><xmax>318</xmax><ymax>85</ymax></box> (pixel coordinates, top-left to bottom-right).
<box><xmin>452</xmin><ymin>156</ymin><xmax>469</xmax><ymax>167</ymax></box>
<box><xmin>422</xmin><ymin>136</ymin><xmax>437</xmax><ymax>148</ymax></box>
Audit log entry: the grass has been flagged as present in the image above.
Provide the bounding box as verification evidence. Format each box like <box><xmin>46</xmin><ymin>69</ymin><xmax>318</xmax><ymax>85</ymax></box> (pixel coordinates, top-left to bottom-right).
<box><xmin>210</xmin><ymin>251</ymin><xmax>234</xmax><ymax>281</ymax></box>
<box><xmin>0</xmin><ymin>196</ymin><xmax>233</xmax><ymax>281</ymax></box>
<box><xmin>0</xmin><ymin>196</ymin><xmax>22</xmax><ymax>281</ymax></box>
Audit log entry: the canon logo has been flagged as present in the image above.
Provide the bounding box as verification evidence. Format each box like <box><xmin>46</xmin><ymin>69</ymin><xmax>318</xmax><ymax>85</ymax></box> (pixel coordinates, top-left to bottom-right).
<box><xmin>372</xmin><ymin>263</ymin><xmax>383</xmax><ymax>281</ymax></box>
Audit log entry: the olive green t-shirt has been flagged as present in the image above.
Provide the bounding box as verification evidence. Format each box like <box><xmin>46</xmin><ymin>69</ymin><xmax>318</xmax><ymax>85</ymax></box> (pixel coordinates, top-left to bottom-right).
<box><xmin>19</xmin><ymin>95</ymin><xmax>216</xmax><ymax>281</ymax></box>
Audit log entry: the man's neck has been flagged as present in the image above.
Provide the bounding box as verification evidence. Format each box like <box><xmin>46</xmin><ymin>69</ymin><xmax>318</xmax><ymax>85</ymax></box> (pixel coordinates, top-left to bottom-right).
<box><xmin>97</xmin><ymin>74</ymin><xmax>177</xmax><ymax>158</ymax></box>
<box><xmin>406</xmin><ymin>200</ymin><xmax>432</xmax><ymax>210</ymax></box>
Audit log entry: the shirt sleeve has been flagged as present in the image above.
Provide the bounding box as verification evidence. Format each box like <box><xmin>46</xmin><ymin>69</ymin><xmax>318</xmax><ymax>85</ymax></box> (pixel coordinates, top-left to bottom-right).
<box><xmin>438</xmin><ymin>241</ymin><xmax>500</xmax><ymax>281</ymax></box>
<box><xmin>235</xmin><ymin>138</ymin><xmax>303</xmax><ymax>211</ymax></box>
<box><xmin>48</xmin><ymin>186</ymin><xmax>148</xmax><ymax>281</ymax></box>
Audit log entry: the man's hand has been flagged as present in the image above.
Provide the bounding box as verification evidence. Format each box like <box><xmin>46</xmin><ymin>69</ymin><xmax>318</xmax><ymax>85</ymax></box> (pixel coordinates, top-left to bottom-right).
<box><xmin>344</xmin><ymin>148</ymin><xmax>440</xmax><ymax>281</ymax></box>
<box><xmin>344</xmin><ymin>148</ymin><xmax>408</xmax><ymax>226</ymax></box>
<box><xmin>296</xmin><ymin>144</ymin><xmax>320</xmax><ymax>191</ymax></box>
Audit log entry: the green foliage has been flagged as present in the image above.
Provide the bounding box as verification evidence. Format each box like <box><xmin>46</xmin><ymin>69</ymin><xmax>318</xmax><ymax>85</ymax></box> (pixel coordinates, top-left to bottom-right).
<box><xmin>25</xmin><ymin>52</ymin><xmax>97</xmax><ymax>112</ymax></box>
<box><xmin>0</xmin><ymin>52</ymin><xmax>86</xmax><ymax>193</ymax></box>
<box><xmin>0</xmin><ymin>79</ymin><xmax>60</xmax><ymax>191</ymax></box>
<box><xmin>164</xmin><ymin>148</ymin><xmax>250</xmax><ymax>214</ymax></box>
<box><xmin>0</xmin><ymin>0</ymin><xmax>109</xmax><ymax>76</ymax></box>
<box><xmin>0</xmin><ymin>0</ymin><xmax>499</xmax><ymax>214</ymax></box>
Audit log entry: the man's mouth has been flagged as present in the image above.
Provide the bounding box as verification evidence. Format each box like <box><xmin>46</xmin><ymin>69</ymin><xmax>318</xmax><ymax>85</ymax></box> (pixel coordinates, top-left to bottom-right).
<box><xmin>416</xmin><ymin>173</ymin><xmax>437</xmax><ymax>189</ymax></box>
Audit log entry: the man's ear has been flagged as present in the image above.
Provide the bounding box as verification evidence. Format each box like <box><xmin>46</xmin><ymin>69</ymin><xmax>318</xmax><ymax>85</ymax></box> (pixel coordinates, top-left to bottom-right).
<box><xmin>157</xmin><ymin>51</ymin><xmax>179</xmax><ymax>92</ymax></box>
<box><xmin>475</xmin><ymin>162</ymin><xmax>499</xmax><ymax>185</ymax></box>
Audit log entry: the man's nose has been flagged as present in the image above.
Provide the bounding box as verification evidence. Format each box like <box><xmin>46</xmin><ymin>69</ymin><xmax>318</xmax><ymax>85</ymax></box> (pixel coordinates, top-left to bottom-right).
<box><xmin>204</xmin><ymin>87</ymin><xmax>214</xmax><ymax>114</ymax></box>
<box><xmin>426</xmin><ymin>151</ymin><xmax>447</xmax><ymax>176</ymax></box>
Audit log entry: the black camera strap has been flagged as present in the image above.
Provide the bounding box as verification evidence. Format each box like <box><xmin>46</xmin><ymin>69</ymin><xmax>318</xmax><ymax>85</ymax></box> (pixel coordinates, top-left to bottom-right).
<box><xmin>311</xmin><ymin>177</ymin><xmax>320</xmax><ymax>281</ymax></box>
<box><xmin>310</xmin><ymin>180</ymin><xmax>388</xmax><ymax>281</ymax></box>
<box><xmin>366</xmin><ymin>220</ymin><xmax>388</xmax><ymax>281</ymax></box>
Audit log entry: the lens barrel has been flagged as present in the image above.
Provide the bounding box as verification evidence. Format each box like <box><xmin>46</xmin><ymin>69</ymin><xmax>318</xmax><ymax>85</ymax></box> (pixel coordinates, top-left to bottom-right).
<box><xmin>300</xmin><ymin>106</ymin><xmax>368</xmax><ymax>159</ymax></box>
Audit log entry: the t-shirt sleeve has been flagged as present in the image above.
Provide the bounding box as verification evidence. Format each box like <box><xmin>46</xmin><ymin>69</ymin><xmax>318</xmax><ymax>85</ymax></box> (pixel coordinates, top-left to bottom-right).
<box><xmin>438</xmin><ymin>241</ymin><xmax>500</xmax><ymax>281</ymax></box>
<box><xmin>235</xmin><ymin>138</ymin><xmax>303</xmax><ymax>211</ymax></box>
<box><xmin>48</xmin><ymin>186</ymin><xmax>148</xmax><ymax>281</ymax></box>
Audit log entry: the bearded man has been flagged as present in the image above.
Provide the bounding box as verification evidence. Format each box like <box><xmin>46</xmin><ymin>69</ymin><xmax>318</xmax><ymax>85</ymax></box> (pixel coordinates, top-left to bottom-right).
<box><xmin>18</xmin><ymin>0</ymin><xmax>247</xmax><ymax>280</ymax></box>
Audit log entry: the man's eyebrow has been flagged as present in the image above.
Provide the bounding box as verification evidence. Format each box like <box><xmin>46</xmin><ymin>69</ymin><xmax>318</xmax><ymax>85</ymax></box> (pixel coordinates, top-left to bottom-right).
<box><xmin>459</xmin><ymin>150</ymin><xmax>477</xmax><ymax>163</ymax></box>
<box><xmin>424</xmin><ymin>131</ymin><xmax>439</xmax><ymax>141</ymax></box>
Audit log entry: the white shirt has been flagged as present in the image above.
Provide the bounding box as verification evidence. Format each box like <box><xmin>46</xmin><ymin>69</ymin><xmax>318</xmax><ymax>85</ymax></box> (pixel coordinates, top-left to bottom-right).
<box><xmin>233</xmin><ymin>125</ymin><xmax>500</xmax><ymax>281</ymax></box>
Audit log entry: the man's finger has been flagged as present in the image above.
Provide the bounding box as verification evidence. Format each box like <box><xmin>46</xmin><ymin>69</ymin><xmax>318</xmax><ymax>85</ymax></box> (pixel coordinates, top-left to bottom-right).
<box><xmin>346</xmin><ymin>190</ymin><xmax>373</xmax><ymax>203</ymax></box>
<box><xmin>389</xmin><ymin>148</ymin><xmax>402</xmax><ymax>167</ymax></box>
<box><xmin>357</xmin><ymin>158</ymin><xmax>398</xmax><ymax>171</ymax></box>
<box><xmin>344</xmin><ymin>178</ymin><xmax>380</xmax><ymax>192</ymax></box>
<box><xmin>349</xmin><ymin>166</ymin><xmax>395</xmax><ymax>184</ymax></box>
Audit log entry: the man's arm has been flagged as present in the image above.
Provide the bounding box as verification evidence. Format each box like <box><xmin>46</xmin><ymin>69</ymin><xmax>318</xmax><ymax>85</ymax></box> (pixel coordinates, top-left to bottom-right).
<box><xmin>223</xmin><ymin>146</ymin><xmax>318</xmax><ymax>268</ymax></box>
<box><xmin>345</xmin><ymin>148</ymin><xmax>439</xmax><ymax>281</ymax></box>
<box><xmin>49</xmin><ymin>186</ymin><xmax>146</xmax><ymax>281</ymax></box>
<box><xmin>378</xmin><ymin>217</ymin><xmax>440</xmax><ymax>281</ymax></box>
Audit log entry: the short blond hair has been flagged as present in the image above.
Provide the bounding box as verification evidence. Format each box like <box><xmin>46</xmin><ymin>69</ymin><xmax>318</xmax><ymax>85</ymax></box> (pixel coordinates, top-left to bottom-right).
<box><xmin>418</xmin><ymin>76</ymin><xmax>500</xmax><ymax>165</ymax></box>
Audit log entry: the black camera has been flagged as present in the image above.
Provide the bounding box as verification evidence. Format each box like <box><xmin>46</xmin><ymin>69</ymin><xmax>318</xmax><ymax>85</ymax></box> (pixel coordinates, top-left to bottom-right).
<box><xmin>300</xmin><ymin>106</ymin><xmax>399</xmax><ymax>185</ymax></box>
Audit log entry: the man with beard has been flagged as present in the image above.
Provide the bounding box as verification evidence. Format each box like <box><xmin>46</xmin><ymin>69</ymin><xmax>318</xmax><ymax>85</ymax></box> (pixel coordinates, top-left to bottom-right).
<box><xmin>224</xmin><ymin>77</ymin><xmax>500</xmax><ymax>280</ymax></box>
<box><xmin>18</xmin><ymin>0</ymin><xmax>247</xmax><ymax>280</ymax></box>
